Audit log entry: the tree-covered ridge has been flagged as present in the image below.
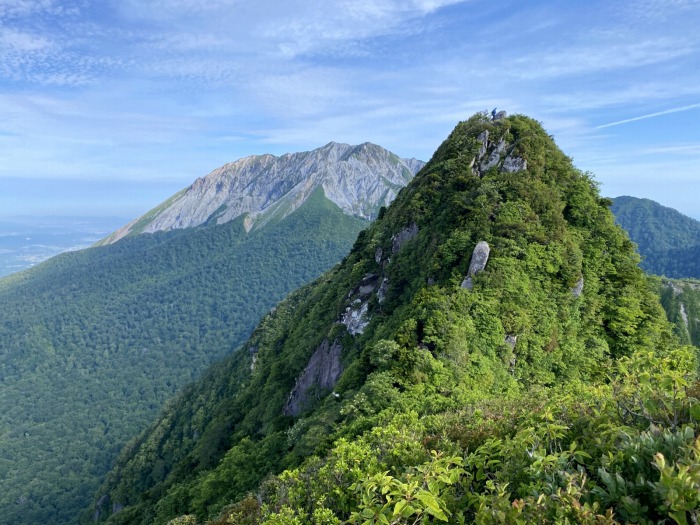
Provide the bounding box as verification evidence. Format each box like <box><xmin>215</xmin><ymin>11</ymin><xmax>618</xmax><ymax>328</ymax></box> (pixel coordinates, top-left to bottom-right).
<box><xmin>87</xmin><ymin>113</ymin><xmax>698</xmax><ymax>525</ymax></box>
<box><xmin>611</xmin><ymin>196</ymin><xmax>700</xmax><ymax>278</ymax></box>
<box><xmin>657</xmin><ymin>278</ymin><xmax>700</xmax><ymax>348</ymax></box>
<box><xmin>0</xmin><ymin>190</ymin><xmax>368</xmax><ymax>525</ymax></box>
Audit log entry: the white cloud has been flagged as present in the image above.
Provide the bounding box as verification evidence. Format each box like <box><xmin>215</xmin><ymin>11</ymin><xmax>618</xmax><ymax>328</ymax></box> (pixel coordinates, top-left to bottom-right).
<box><xmin>596</xmin><ymin>103</ymin><xmax>700</xmax><ymax>128</ymax></box>
<box><xmin>509</xmin><ymin>35</ymin><xmax>694</xmax><ymax>80</ymax></box>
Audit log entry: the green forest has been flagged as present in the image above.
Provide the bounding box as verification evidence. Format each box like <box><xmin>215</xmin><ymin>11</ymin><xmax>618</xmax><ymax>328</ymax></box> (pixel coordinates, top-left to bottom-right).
<box><xmin>612</xmin><ymin>196</ymin><xmax>700</xmax><ymax>279</ymax></box>
<box><xmin>0</xmin><ymin>189</ymin><xmax>368</xmax><ymax>525</ymax></box>
<box><xmin>657</xmin><ymin>278</ymin><xmax>700</xmax><ymax>348</ymax></box>
<box><xmin>83</xmin><ymin>113</ymin><xmax>700</xmax><ymax>525</ymax></box>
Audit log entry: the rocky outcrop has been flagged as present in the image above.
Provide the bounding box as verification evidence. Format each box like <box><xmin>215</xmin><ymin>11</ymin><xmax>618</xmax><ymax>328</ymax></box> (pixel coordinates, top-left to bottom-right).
<box><xmin>342</xmin><ymin>302</ymin><xmax>369</xmax><ymax>335</ymax></box>
<box><xmin>377</xmin><ymin>277</ymin><xmax>389</xmax><ymax>303</ymax></box>
<box><xmin>340</xmin><ymin>273</ymin><xmax>380</xmax><ymax>335</ymax></box>
<box><xmin>471</xmin><ymin>126</ymin><xmax>527</xmax><ymax>177</ymax></box>
<box><xmin>477</xmin><ymin>130</ymin><xmax>489</xmax><ymax>160</ymax></box>
<box><xmin>501</xmin><ymin>153</ymin><xmax>527</xmax><ymax>173</ymax></box>
<box><xmin>284</xmin><ymin>339</ymin><xmax>343</xmax><ymax>416</ymax></box>
<box><xmin>480</xmin><ymin>138</ymin><xmax>506</xmax><ymax>172</ymax></box>
<box><xmin>375</xmin><ymin>247</ymin><xmax>383</xmax><ymax>264</ymax></box>
<box><xmin>98</xmin><ymin>143</ymin><xmax>424</xmax><ymax>245</ymax></box>
<box><xmin>392</xmin><ymin>223</ymin><xmax>419</xmax><ymax>253</ymax></box>
<box><xmin>461</xmin><ymin>241</ymin><xmax>491</xmax><ymax>290</ymax></box>
<box><xmin>680</xmin><ymin>303</ymin><xmax>689</xmax><ymax>329</ymax></box>
<box><xmin>571</xmin><ymin>277</ymin><xmax>584</xmax><ymax>298</ymax></box>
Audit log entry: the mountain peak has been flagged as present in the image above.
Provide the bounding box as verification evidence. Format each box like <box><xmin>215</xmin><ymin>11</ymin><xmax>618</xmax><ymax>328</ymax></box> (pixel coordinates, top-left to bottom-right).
<box><xmin>98</xmin><ymin>142</ymin><xmax>424</xmax><ymax>245</ymax></box>
<box><xmin>89</xmin><ymin>112</ymin><xmax>684</xmax><ymax>525</ymax></box>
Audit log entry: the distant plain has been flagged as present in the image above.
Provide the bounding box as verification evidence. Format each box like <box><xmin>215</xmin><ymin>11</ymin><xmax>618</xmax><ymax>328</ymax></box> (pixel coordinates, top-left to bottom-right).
<box><xmin>0</xmin><ymin>217</ymin><xmax>127</xmax><ymax>277</ymax></box>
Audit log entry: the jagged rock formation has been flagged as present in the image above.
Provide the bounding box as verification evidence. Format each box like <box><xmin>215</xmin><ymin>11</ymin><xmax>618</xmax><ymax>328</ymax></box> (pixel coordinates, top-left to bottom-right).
<box><xmin>284</xmin><ymin>340</ymin><xmax>343</xmax><ymax>416</ymax></box>
<box><xmin>98</xmin><ymin>142</ymin><xmax>423</xmax><ymax>245</ymax></box>
<box><xmin>471</xmin><ymin>128</ymin><xmax>527</xmax><ymax>177</ymax></box>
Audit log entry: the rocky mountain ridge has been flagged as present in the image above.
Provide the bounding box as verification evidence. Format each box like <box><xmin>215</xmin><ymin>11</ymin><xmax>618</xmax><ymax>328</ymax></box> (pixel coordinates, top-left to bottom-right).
<box><xmin>98</xmin><ymin>142</ymin><xmax>423</xmax><ymax>245</ymax></box>
<box><xmin>85</xmin><ymin>113</ymin><xmax>696</xmax><ymax>525</ymax></box>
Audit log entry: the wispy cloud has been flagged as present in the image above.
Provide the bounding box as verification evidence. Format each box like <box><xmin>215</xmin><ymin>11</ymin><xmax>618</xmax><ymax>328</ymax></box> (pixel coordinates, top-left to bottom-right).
<box><xmin>596</xmin><ymin>103</ymin><xmax>700</xmax><ymax>128</ymax></box>
<box><xmin>0</xmin><ymin>0</ymin><xmax>699</xmax><ymax>219</ymax></box>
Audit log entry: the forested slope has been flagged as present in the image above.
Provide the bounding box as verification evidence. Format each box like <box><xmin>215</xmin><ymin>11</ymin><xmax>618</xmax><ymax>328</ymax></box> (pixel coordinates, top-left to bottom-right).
<box><xmin>88</xmin><ymin>113</ymin><xmax>700</xmax><ymax>525</ymax></box>
<box><xmin>612</xmin><ymin>196</ymin><xmax>700</xmax><ymax>278</ymax></box>
<box><xmin>0</xmin><ymin>190</ymin><xmax>368</xmax><ymax>525</ymax></box>
<box><xmin>657</xmin><ymin>278</ymin><xmax>700</xmax><ymax>348</ymax></box>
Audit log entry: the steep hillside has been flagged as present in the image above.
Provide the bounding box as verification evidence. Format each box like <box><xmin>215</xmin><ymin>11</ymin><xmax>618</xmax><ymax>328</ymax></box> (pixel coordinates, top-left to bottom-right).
<box><xmin>98</xmin><ymin>142</ymin><xmax>421</xmax><ymax>245</ymax></box>
<box><xmin>657</xmin><ymin>277</ymin><xmax>700</xmax><ymax>347</ymax></box>
<box><xmin>0</xmin><ymin>143</ymin><xmax>421</xmax><ymax>525</ymax></box>
<box><xmin>612</xmin><ymin>196</ymin><xmax>700</xmax><ymax>278</ymax></box>
<box><xmin>88</xmin><ymin>113</ymin><xmax>698</xmax><ymax>525</ymax></box>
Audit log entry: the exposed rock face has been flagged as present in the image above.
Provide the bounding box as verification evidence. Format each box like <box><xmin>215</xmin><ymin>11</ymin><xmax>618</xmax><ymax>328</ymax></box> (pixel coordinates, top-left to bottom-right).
<box><xmin>342</xmin><ymin>302</ymin><xmax>369</xmax><ymax>335</ymax></box>
<box><xmin>480</xmin><ymin>138</ymin><xmax>506</xmax><ymax>172</ymax></box>
<box><xmin>504</xmin><ymin>334</ymin><xmax>518</xmax><ymax>349</ymax></box>
<box><xmin>571</xmin><ymin>277</ymin><xmax>584</xmax><ymax>298</ymax></box>
<box><xmin>477</xmin><ymin>130</ymin><xmax>489</xmax><ymax>160</ymax></box>
<box><xmin>284</xmin><ymin>339</ymin><xmax>343</xmax><ymax>416</ymax></box>
<box><xmin>375</xmin><ymin>247</ymin><xmax>383</xmax><ymax>264</ymax></box>
<box><xmin>494</xmin><ymin>110</ymin><xmax>507</xmax><ymax>120</ymax></box>
<box><xmin>680</xmin><ymin>303</ymin><xmax>689</xmax><ymax>329</ymax></box>
<box><xmin>392</xmin><ymin>223</ymin><xmax>419</xmax><ymax>253</ymax></box>
<box><xmin>501</xmin><ymin>154</ymin><xmax>527</xmax><ymax>173</ymax></box>
<box><xmin>461</xmin><ymin>241</ymin><xmax>491</xmax><ymax>290</ymax></box>
<box><xmin>472</xmin><ymin>127</ymin><xmax>527</xmax><ymax>177</ymax></box>
<box><xmin>341</xmin><ymin>273</ymin><xmax>380</xmax><ymax>334</ymax></box>
<box><xmin>99</xmin><ymin>142</ymin><xmax>424</xmax><ymax>245</ymax></box>
<box><xmin>377</xmin><ymin>277</ymin><xmax>389</xmax><ymax>303</ymax></box>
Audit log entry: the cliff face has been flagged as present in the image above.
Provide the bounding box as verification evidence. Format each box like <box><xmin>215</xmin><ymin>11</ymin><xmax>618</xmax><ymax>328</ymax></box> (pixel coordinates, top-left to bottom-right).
<box><xmin>98</xmin><ymin>142</ymin><xmax>423</xmax><ymax>245</ymax></box>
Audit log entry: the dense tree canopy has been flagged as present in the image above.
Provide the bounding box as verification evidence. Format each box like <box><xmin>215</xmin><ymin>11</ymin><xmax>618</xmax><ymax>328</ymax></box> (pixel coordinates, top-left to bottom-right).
<box><xmin>0</xmin><ymin>189</ymin><xmax>368</xmax><ymax>525</ymax></box>
<box><xmin>612</xmin><ymin>196</ymin><xmax>700</xmax><ymax>279</ymax></box>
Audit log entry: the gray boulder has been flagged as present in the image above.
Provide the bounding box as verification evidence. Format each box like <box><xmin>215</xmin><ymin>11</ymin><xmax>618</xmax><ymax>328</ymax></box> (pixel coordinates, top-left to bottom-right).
<box><xmin>461</xmin><ymin>241</ymin><xmax>491</xmax><ymax>290</ymax></box>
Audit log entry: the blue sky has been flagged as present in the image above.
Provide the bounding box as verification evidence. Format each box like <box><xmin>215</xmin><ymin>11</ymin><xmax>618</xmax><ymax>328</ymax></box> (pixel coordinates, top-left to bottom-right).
<box><xmin>1</xmin><ymin>0</ymin><xmax>699</xmax><ymax>220</ymax></box>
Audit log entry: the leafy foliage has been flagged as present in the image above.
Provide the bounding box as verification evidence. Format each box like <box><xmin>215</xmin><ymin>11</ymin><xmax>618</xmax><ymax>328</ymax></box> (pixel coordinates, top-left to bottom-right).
<box><xmin>0</xmin><ymin>189</ymin><xmax>368</xmax><ymax>525</ymax></box>
<box><xmin>86</xmin><ymin>113</ymin><xmax>696</xmax><ymax>525</ymax></box>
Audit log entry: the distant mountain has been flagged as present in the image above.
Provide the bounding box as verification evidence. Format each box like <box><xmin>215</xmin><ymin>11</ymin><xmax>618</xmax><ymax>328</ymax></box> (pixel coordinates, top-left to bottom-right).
<box><xmin>611</xmin><ymin>196</ymin><xmax>700</xmax><ymax>278</ymax></box>
<box><xmin>86</xmin><ymin>114</ymin><xmax>691</xmax><ymax>525</ymax></box>
<box><xmin>98</xmin><ymin>142</ymin><xmax>420</xmax><ymax>245</ymax></box>
<box><xmin>0</xmin><ymin>144</ymin><xmax>422</xmax><ymax>525</ymax></box>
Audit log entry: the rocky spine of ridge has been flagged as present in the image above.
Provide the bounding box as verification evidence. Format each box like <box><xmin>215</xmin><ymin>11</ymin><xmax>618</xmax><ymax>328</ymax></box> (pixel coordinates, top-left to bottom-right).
<box><xmin>86</xmin><ymin>112</ymin><xmax>679</xmax><ymax>525</ymax></box>
<box><xmin>98</xmin><ymin>142</ymin><xmax>424</xmax><ymax>245</ymax></box>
